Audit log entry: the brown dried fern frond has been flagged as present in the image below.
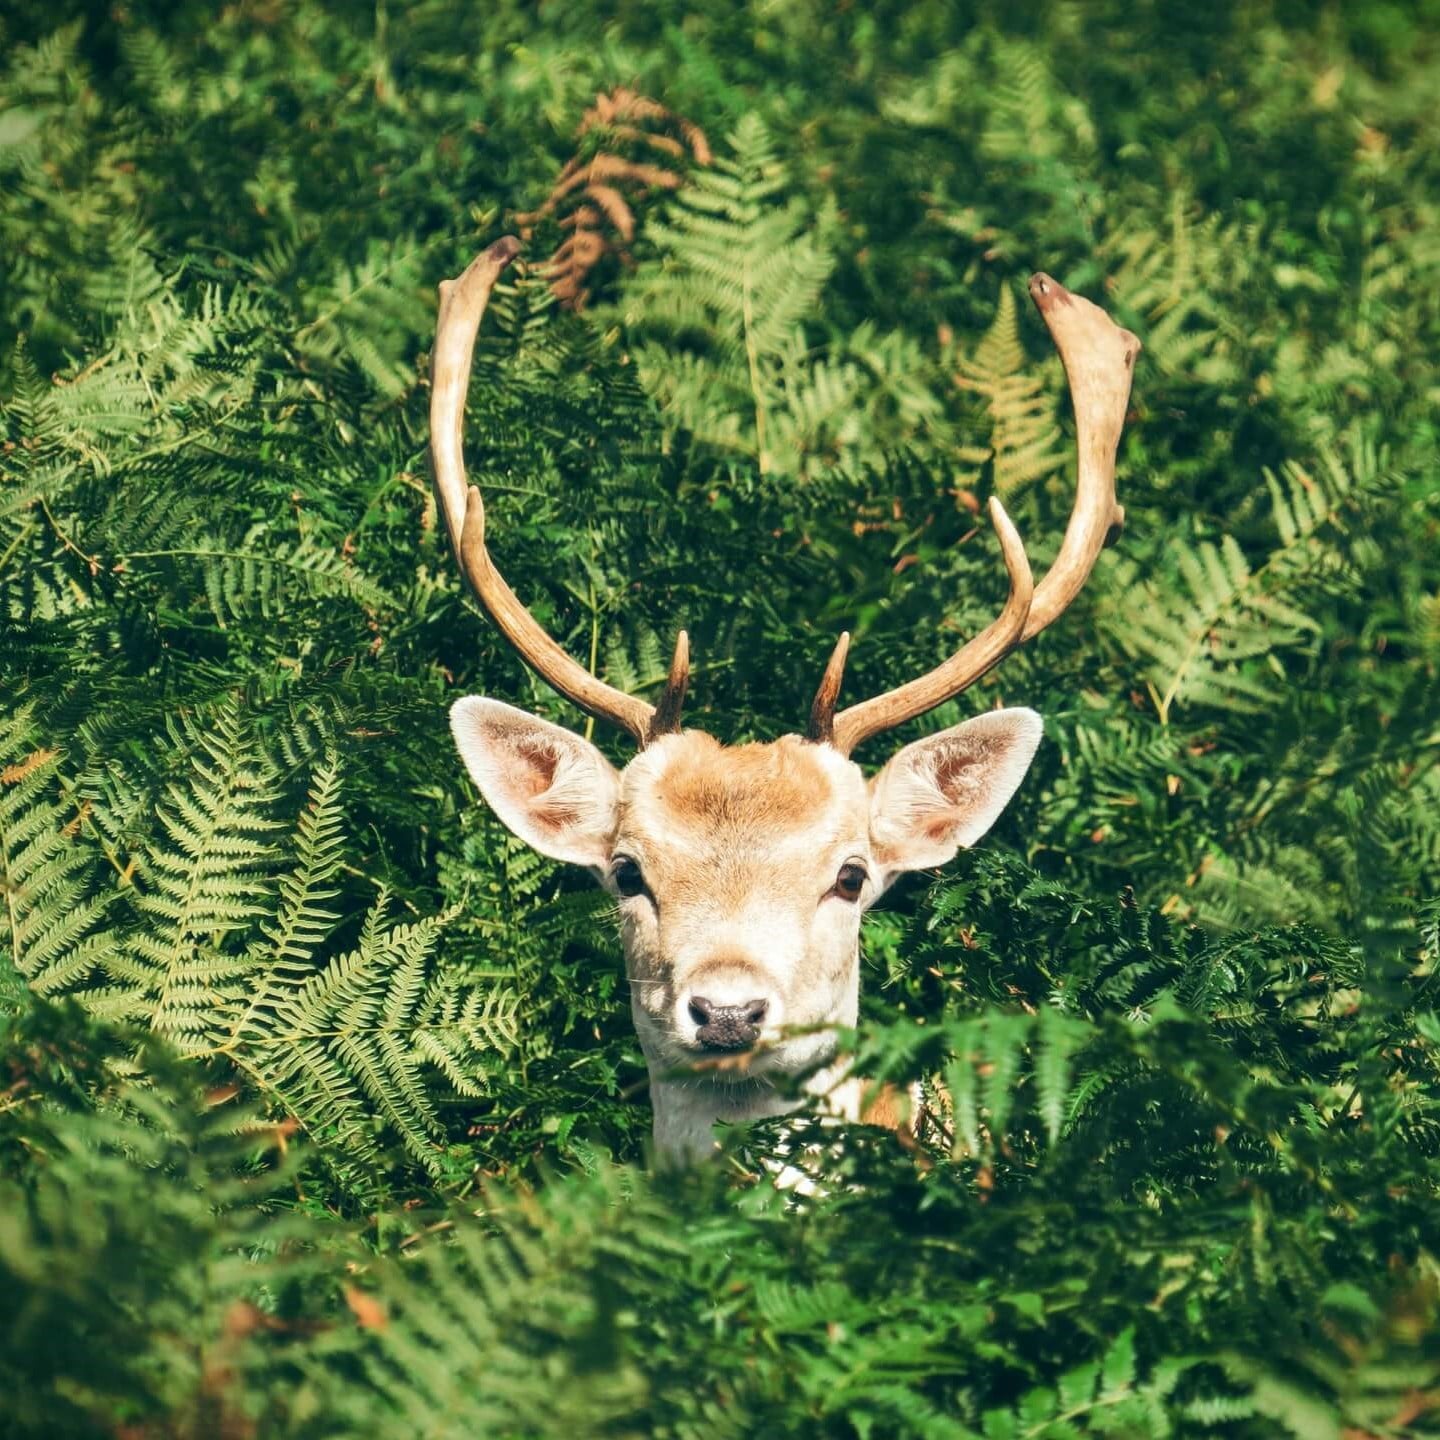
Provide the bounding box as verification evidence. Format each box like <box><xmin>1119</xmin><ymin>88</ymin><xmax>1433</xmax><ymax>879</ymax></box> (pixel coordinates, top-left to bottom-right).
<box><xmin>516</xmin><ymin>87</ymin><xmax>711</xmax><ymax>310</ymax></box>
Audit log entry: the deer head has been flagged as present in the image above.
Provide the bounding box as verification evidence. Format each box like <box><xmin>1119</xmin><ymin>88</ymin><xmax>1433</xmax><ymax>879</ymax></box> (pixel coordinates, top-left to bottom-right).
<box><xmin>433</xmin><ymin>237</ymin><xmax>1139</xmax><ymax>1162</ymax></box>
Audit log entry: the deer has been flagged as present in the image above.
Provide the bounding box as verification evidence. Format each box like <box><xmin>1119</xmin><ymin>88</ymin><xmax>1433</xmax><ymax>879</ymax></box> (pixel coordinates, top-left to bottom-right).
<box><xmin>432</xmin><ymin>235</ymin><xmax>1139</xmax><ymax>1164</ymax></box>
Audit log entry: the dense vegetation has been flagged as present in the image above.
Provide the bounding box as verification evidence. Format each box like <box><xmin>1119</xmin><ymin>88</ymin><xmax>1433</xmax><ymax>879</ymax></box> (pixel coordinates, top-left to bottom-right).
<box><xmin>3</xmin><ymin>1</ymin><xmax>1439</xmax><ymax>1433</ymax></box>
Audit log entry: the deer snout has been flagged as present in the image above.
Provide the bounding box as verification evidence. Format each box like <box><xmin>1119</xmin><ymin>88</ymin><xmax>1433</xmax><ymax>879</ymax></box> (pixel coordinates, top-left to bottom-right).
<box><xmin>687</xmin><ymin>995</ymin><xmax>768</xmax><ymax>1051</ymax></box>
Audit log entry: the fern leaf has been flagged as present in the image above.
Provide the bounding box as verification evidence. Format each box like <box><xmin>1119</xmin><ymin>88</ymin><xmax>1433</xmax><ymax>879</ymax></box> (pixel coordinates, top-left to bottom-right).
<box><xmin>117</xmin><ymin>706</ymin><xmax>282</xmax><ymax>1050</ymax></box>
<box><xmin>226</xmin><ymin>750</ymin><xmax>345</xmax><ymax>1047</ymax></box>
<box><xmin>1034</xmin><ymin>1007</ymin><xmax>1085</xmax><ymax>1146</ymax></box>
<box><xmin>954</xmin><ymin>283</ymin><xmax>1065</xmax><ymax>496</ymax></box>
<box><xmin>0</xmin><ymin>710</ymin><xmax>119</xmax><ymax>1000</ymax></box>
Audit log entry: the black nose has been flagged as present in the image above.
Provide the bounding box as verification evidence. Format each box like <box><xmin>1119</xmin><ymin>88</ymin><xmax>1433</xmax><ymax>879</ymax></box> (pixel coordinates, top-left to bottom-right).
<box><xmin>688</xmin><ymin>996</ymin><xmax>768</xmax><ymax>1051</ymax></box>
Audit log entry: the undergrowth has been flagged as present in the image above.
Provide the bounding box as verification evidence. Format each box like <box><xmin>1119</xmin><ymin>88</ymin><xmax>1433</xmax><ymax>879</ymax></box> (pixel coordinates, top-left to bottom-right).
<box><xmin>2</xmin><ymin>1</ymin><xmax>1438</xmax><ymax>1434</ymax></box>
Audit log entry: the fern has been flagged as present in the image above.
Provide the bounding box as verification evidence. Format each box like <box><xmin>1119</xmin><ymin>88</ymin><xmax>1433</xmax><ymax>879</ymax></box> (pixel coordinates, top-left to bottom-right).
<box><xmin>1103</xmin><ymin>194</ymin><xmax>1255</xmax><ymax>385</ymax></box>
<box><xmin>1103</xmin><ymin>431</ymin><xmax>1383</xmax><ymax>723</ymax></box>
<box><xmin>310</xmin><ymin>1172</ymin><xmax>676</xmax><ymax>1437</ymax></box>
<box><xmin>616</xmin><ymin>113</ymin><xmax>835</xmax><ymax>473</ymax></box>
<box><xmin>1110</xmin><ymin>528</ymin><xmax>1323</xmax><ymax>723</ymax></box>
<box><xmin>1261</xmin><ymin>428</ymin><xmax>1381</xmax><ymax>587</ymax></box>
<box><xmin>198</xmin><ymin>758</ymin><xmax>516</xmax><ymax>1182</ymax></box>
<box><xmin>0</xmin><ymin>709</ymin><xmax>119</xmax><ymax>1003</ymax></box>
<box><xmin>953</xmin><ymin>282</ymin><xmax>1066</xmax><ymax>497</ymax></box>
<box><xmin>609</xmin><ymin>113</ymin><xmax>943</xmax><ymax>480</ymax></box>
<box><xmin>289</xmin><ymin>234</ymin><xmax>446</xmax><ymax>402</ymax></box>
<box><xmin>9</xmin><ymin>712</ymin><xmax>520</xmax><ymax>1189</ymax></box>
<box><xmin>980</xmin><ymin>1331</ymin><xmax>1188</xmax><ymax>1439</ymax></box>
<box><xmin>849</xmin><ymin>1004</ymin><xmax>1091</xmax><ymax>1160</ymax></box>
<box><xmin>1119</xmin><ymin>532</ymin><xmax>1312</xmax><ymax>720</ymax></box>
<box><xmin>224</xmin><ymin>749</ymin><xmax>346</xmax><ymax>1050</ymax></box>
<box><xmin>0</xmin><ymin>1004</ymin><xmax>316</xmax><ymax>1438</ymax></box>
<box><xmin>97</xmin><ymin>706</ymin><xmax>281</xmax><ymax>1046</ymax></box>
<box><xmin>3</xmin><ymin>7</ymin><xmax>1440</xmax><ymax>1434</ymax></box>
<box><xmin>980</xmin><ymin>37</ymin><xmax>1095</xmax><ymax>169</ymax></box>
<box><xmin>517</xmin><ymin>86</ymin><xmax>712</xmax><ymax>311</ymax></box>
<box><xmin>187</xmin><ymin>532</ymin><xmax>395</xmax><ymax>625</ymax></box>
<box><xmin>242</xmin><ymin>894</ymin><xmax>454</xmax><ymax>1175</ymax></box>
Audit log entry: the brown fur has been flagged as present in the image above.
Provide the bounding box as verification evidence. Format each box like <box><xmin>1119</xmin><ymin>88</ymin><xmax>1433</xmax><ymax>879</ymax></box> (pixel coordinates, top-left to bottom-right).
<box><xmin>858</xmin><ymin>1082</ymin><xmax>909</xmax><ymax>1132</ymax></box>
<box><xmin>651</xmin><ymin>734</ymin><xmax>838</xmax><ymax>834</ymax></box>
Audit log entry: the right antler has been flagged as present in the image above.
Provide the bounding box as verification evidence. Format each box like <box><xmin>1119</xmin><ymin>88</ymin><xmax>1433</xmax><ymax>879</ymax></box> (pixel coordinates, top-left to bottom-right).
<box><xmin>431</xmin><ymin>237</ymin><xmax>689</xmax><ymax>748</ymax></box>
<box><xmin>808</xmin><ymin>273</ymin><xmax>1140</xmax><ymax>756</ymax></box>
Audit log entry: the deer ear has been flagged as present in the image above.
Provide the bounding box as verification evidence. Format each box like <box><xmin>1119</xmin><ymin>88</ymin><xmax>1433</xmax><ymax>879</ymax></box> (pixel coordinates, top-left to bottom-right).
<box><xmin>868</xmin><ymin>708</ymin><xmax>1043</xmax><ymax>882</ymax></box>
<box><xmin>450</xmin><ymin>698</ymin><xmax>620</xmax><ymax>870</ymax></box>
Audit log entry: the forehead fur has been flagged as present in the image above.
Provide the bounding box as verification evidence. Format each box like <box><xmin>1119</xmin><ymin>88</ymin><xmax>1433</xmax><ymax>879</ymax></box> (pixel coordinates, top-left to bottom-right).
<box><xmin>622</xmin><ymin>731</ymin><xmax>860</xmax><ymax>839</ymax></box>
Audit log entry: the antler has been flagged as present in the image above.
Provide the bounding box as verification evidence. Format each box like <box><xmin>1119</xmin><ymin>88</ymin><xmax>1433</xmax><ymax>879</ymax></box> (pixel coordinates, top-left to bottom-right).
<box><xmin>809</xmin><ymin>273</ymin><xmax>1140</xmax><ymax>756</ymax></box>
<box><xmin>431</xmin><ymin>237</ymin><xmax>689</xmax><ymax>748</ymax></box>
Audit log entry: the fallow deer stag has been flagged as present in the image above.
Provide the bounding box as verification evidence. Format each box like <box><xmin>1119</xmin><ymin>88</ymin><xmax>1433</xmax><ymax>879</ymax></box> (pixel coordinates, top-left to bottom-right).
<box><xmin>434</xmin><ymin>236</ymin><xmax>1139</xmax><ymax>1163</ymax></box>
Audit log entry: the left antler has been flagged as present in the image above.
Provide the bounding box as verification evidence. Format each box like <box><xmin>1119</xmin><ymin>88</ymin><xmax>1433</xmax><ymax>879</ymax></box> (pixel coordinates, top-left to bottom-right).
<box><xmin>431</xmin><ymin>238</ymin><xmax>689</xmax><ymax>748</ymax></box>
<box><xmin>808</xmin><ymin>273</ymin><xmax>1140</xmax><ymax>756</ymax></box>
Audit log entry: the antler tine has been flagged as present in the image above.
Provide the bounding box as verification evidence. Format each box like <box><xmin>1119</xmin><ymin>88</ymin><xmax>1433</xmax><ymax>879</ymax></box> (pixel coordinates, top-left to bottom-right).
<box><xmin>1022</xmin><ymin>273</ymin><xmax>1140</xmax><ymax>640</ymax></box>
<box><xmin>432</xmin><ymin>238</ymin><xmax>671</xmax><ymax>747</ymax></box>
<box><xmin>647</xmin><ymin>628</ymin><xmax>690</xmax><ymax>742</ymax></box>
<box><xmin>805</xmin><ymin>630</ymin><xmax>851</xmax><ymax>745</ymax></box>
<box><xmin>821</xmin><ymin>273</ymin><xmax>1140</xmax><ymax>757</ymax></box>
<box><xmin>827</xmin><ymin>501</ymin><xmax>1034</xmax><ymax>756</ymax></box>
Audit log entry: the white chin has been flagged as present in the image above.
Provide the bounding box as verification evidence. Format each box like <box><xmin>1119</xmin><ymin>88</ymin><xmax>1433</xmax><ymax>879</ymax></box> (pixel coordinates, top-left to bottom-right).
<box><xmin>775</xmin><ymin>1030</ymin><xmax>839</xmax><ymax>1070</ymax></box>
<box><xmin>737</xmin><ymin>1029</ymin><xmax>837</xmax><ymax>1078</ymax></box>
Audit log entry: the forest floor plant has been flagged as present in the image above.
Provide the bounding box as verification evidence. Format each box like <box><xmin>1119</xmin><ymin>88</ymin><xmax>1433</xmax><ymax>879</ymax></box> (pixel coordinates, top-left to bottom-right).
<box><xmin>2</xmin><ymin>2</ymin><xmax>1438</xmax><ymax>1434</ymax></box>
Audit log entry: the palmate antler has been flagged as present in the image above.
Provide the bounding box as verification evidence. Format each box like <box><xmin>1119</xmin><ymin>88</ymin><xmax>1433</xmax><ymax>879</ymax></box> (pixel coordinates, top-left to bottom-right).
<box><xmin>432</xmin><ymin>241</ymin><xmax>1138</xmax><ymax>754</ymax></box>
<box><xmin>807</xmin><ymin>273</ymin><xmax>1141</xmax><ymax>755</ymax></box>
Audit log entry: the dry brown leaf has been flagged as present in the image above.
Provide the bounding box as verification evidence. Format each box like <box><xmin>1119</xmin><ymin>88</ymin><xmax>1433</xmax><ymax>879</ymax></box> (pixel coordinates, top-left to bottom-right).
<box><xmin>516</xmin><ymin>88</ymin><xmax>710</xmax><ymax>311</ymax></box>
<box><xmin>1</xmin><ymin>747</ymin><xmax>58</xmax><ymax>785</ymax></box>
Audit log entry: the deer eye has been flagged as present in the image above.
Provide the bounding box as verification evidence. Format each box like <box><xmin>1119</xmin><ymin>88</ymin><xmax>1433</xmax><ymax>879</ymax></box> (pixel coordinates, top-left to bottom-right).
<box><xmin>612</xmin><ymin>857</ymin><xmax>647</xmax><ymax>899</ymax></box>
<box><xmin>832</xmin><ymin>862</ymin><xmax>867</xmax><ymax>903</ymax></box>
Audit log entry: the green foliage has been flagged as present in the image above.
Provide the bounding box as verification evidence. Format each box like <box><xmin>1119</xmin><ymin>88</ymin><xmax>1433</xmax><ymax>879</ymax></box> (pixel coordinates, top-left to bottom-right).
<box><xmin>3</xmin><ymin>0</ymin><xmax>1440</xmax><ymax>1434</ymax></box>
<box><xmin>5</xmin><ymin>707</ymin><xmax>518</xmax><ymax>1197</ymax></box>
<box><xmin>0</xmin><ymin>1004</ymin><xmax>319</xmax><ymax>1438</ymax></box>
<box><xmin>610</xmin><ymin>113</ymin><xmax>945</xmax><ymax>481</ymax></box>
<box><xmin>0</xmin><ymin>710</ymin><xmax>118</xmax><ymax>1007</ymax></box>
<box><xmin>953</xmin><ymin>284</ymin><xmax>1066</xmax><ymax>497</ymax></box>
<box><xmin>1105</xmin><ymin>435</ymin><xmax>1380</xmax><ymax>723</ymax></box>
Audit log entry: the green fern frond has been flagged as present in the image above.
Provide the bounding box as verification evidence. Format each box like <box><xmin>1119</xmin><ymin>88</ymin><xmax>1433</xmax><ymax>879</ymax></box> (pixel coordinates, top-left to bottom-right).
<box><xmin>1103</xmin><ymin>193</ymin><xmax>1254</xmax><ymax>384</ymax></box>
<box><xmin>108</xmin><ymin>705</ymin><xmax>281</xmax><ymax>1049</ymax></box>
<box><xmin>610</xmin><ymin>113</ymin><xmax>941</xmax><ymax>480</ymax></box>
<box><xmin>0</xmin><ymin>709</ymin><xmax>119</xmax><ymax>1003</ymax></box>
<box><xmin>953</xmin><ymin>283</ymin><xmax>1065</xmax><ymax>496</ymax></box>
<box><xmin>227</xmin><ymin>881</ymin><xmax>513</xmax><ymax>1182</ymax></box>
<box><xmin>410</xmin><ymin>979</ymin><xmax>521</xmax><ymax>1095</ymax></box>
<box><xmin>980</xmin><ymin>1329</ymin><xmax>1186</xmax><ymax>1439</ymax></box>
<box><xmin>225</xmin><ymin>749</ymin><xmax>345</xmax><ymax>1048</ymax></box>
<box><xmin>187</xmin><ymin>532</ymin><xmax>394</xmax><ymax>624</ymax></box>
<box><xmin>245</xmin><ymin>892</ymin><xmax>422</xmax><ymax>1168</ymax></box>
<box><xmin>1113</xmin><ymin>533</ymin><xmax>1295</xmax><ymax>720</ymax></box>
<box><xmin>618</xmin><ymin>113</ymin><xmax>836</xmax><ymax>475</ymax></box>
<box><xmin>980</xmin><ymin>37</ymin><xmax>1094</xmax><ymax>166</ymax></box>
<box><xmin>314</xmin><ymin>1174</ymin><xmax>679</xmax><ymax>1436</ymax></box>
<box><xmin>290</xmin><ymin>234</ymin><xmax>447</xmax><ymax>401</ymax></box>
<box><xmin>1033</xmin><ymin>1006</ymin><xmax>1087</xmax><ymax>1146</ymax></box>
<box><xmin>1106</xmin><ymin>429</ymin><xmax>1385</xmax><ymax>724</ymax></box>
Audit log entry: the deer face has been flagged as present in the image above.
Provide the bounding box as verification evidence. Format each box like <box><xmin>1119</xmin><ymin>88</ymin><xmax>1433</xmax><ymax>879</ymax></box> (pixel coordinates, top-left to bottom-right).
<box><xmin>451</xmin><ymin>702</ymin><xmax>1043</xmax><ymax>1089</ymax></box>
<box><xmin>431</xmin><ymin>237</ymin><xmax>1137</xmax><ymax>1160</ymax></box>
